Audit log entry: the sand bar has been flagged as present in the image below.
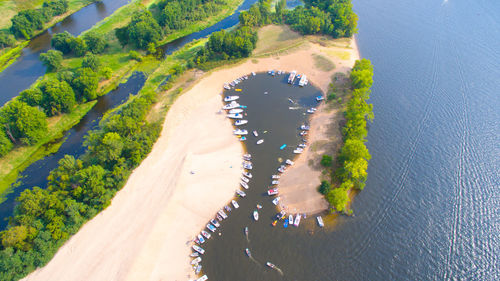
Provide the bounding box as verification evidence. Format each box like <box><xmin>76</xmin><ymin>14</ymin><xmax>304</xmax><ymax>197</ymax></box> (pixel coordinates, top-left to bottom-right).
<box><xmin>24</xmin><ymin>28</ymin><xmax>359</xmax><ymax>280</ymax></box>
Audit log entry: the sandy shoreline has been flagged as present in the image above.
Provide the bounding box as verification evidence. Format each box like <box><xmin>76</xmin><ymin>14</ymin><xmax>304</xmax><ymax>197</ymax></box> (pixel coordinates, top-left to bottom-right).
<box><xmin>24</xmin><ymin>29</ymin><xmax>360</xmax><ymax>280</ymax></box>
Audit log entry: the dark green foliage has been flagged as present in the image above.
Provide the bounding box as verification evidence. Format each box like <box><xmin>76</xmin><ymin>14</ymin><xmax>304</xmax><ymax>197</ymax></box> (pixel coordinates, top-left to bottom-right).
<box><xmin>39</xmin><ymin>79</ymin><xmax>76</xmax><ymax>116</ymax></box>
<box><xmin>286</xmin><ymin>0</ymin><xmax>357</xmax><ymax>38</ymax></box>
<box><xmin>0</xmin><ymin>100</ymin><xmax>48</xmax><ymax>145</ymax></box>
<box><xmin>0</xmin><ymin>31</ymin><xmax>16</xmax><ymax>48</ymax></box>
<box><xmin>129</xmin><ymin>50</ymin><xmax>142</xmax><ymax>61</ymax></box>
<box><xmin>82</xmin><ymin>32</ymin><xmax>107</xmax><ymax>54</ymax></box>
<box><xmin>81</xmin><ymin>52</ymin><xmax>100</xmax><ymax>71</ymax></box>
<box><xmin>115</xmin><ymin>11</ymin><xmax>162</xmax><ymax>49</ymax></box>
<box><xmin>274</xmin><ymin>0</ymin><xmax>287</xmax><ymax>23</ymax></box>
<box><xmin>320</xmin><ymin>154</ymin><xmax>333</xmax><ymax>167</ymax></box>
<box><xmin>71</xmin><ymin>68</ymin><xmax>99</xmax><ymax>101</ymax></box>
<box><xmin>0</xmin><ymin>130</ymin><xmax>13</xmax><ymax>156</ymax></box>
<box><xmin>51</xmin><ymin>31</ymin><xmax>74</xmax><ymax>54</ymax></box>
<box><xmin>39</xmin><ymin>50</ymin><xmax>63</xmax><ymax>72</ymax></box>
<box><xmin>238</xmin><ymin>0</ymin><xmax>272</xmax><ymax>27</ymax></box>
<box><xmin>318</xmin><ymin>180</ymin><xmax>331</xmax><ymax>195</ymax></box>
<box><xmin>19</xmin><ymin>88</ymin><xmax>44</xmax><ymax>107</ymax></box>
<box><xmin>71</xmin><ymin>37</ymin><xmax>88</xmax><ymax>57</ymax></box>
<box><xmin>10</xmin><ymin>0</ymin><xmax>69</xmax><ymax>39</ymax></box>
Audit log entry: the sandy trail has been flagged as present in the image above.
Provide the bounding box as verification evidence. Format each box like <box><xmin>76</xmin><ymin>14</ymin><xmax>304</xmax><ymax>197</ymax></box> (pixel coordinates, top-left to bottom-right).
<box><xmin>24</xmin><ymin>35</ymin><xmax>359</xmax><ymax>280</ymax></box>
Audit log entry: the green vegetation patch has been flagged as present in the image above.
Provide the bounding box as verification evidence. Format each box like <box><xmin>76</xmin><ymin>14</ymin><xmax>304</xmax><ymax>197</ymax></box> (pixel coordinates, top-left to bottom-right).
<box><xmin>253</xmin><ymin>25</ymin><xmax>303</xmax><ymax>55</ymax></box>
<box><xmin>312</xmin><ymin>53</ymin><xmax>335</xmax><ymax>71</ymax></box>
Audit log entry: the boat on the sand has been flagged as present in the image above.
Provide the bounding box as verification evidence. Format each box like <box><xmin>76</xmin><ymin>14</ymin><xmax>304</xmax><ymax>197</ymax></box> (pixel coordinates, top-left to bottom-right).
<box><xmin>241</xmin><ymin>176</ymin><xmax>250</xmax><ymax>183</ymax></box>
<box><xmin>272</xmin><ymin>197</ymin><xmax>280</xmax><ymax>205</ymax></box>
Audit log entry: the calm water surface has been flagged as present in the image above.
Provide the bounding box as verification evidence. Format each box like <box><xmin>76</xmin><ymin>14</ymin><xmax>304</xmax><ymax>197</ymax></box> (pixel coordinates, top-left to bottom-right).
<box><xmin>202</xmin><ymin>0</ymin><xmax>500</xmax><ymax>279</ymax></box>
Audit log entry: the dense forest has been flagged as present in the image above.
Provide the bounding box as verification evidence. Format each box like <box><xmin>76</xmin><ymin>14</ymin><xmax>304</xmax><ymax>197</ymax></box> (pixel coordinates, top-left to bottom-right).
<box><xmin>319</xmin><ymin>59</ymin><xmax>374</xmax><ymax>212</ymax></box>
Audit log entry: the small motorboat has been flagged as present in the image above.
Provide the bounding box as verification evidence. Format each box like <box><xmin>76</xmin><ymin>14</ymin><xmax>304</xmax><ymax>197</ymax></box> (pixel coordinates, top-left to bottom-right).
<box><xmin>286</xmin><ymin>159</ymin><xmax>294</xmax><ymax>165</ymax></box>
<box><xmin>243</xmin><ymin>171</ymin><xmax>252</xmax><ymax>178</ymax></box>
<box><xmin>289</xmin><ymin>215</ymin><xmax>293</xmax><ymax>224</ymax></box>
<box><xmin>256</xmin><ymin>139</ymin><xmax>264</xmax><ymax>145</ymax></box>
<box><xmin>228</xmin><ymin>113</ymin><xmax>243</xmax><ymax>119</ymax></box>
<box><xmin>253</xmin><ymin>130</ymin><xmax>258</xmax><ymax>137</ymax></box>
<box><xmin>193</xmin><ymin>245</ymin><xmax>205</xmax><ymax>254</ymax></box>
<box><xmin>280</xmin><ymin>144</ymin><xmax>287</xmax><ymax>150</ymax></box>
<box><xmin>195</xmin><ymin>264</ymin><xmax>202</xmax><ymax>275</ymax></box>
<box><xmin>191</xmin><ymin>257</ymin><xmax>201</xmax><ymax>265</ymax></box>
<box><xmin>298</xmin><ymin>143</ymin><xmax>307</xmax><ymax>148</ymax></box>
<box><xmin>300</xmin><ymin>125</ymin><xmax>310</xmax><ymax>130</ymax></box>
<box><xmin>240</xmin><ymin>136</ymin><xmax>247</xmax><ymax>141</ymax></box>
<box><xmin>293</xmin><ymin>148</ymin><xmax>304</xmax><ymax>154</ymax></box>
<box><xmin>244</xmin><ymin>226</ymin><xmax>248</xmax><ymax>236</ymax></box>
<box><xmin>235</xmin><ymin>89</ymin><xmax>242</xmax><ymax>92</ymax></box>
<box><xmin>266</xmin><ymin>262</ymin><xmax>276</xmax><ymax>269</ymax></box>
<box><xmin>233</xmin><ymin>129</ymin><xmax>248</xmax><ymax>135</ymax></box>
<box><xmin>256</xmin><ymin>204</ymin><xmax>262</xmax><ymax>209</ymax></box>
<box><xmin>251</xmin><ymin>72</ymin><xmax>256</xmax><ymax>76</ymax></box>
<box><xmin>300</xmin><ymin>131</ymin><xmax>308</xmax><ymax>136</ymax></box>
<box><xmin>201</xmin><ymin>230</ymin><xmax>211</xmax><ymax>239</ymax></box>
<box><xmin>190</xmin><ymin>252</ymin><xmax>200</xmax><ymax>257</ymax></box>
<box><xmin>316</xmin><ymin>95</ymin><xmax>324</xmax><ymax>101</ymax></box>
<box><xmin>236</xmin><ymin>189</ymin><xmax>246</xmax><ymax>197</ymax></box>
<box><xmin>240</xmin><ymin>181</ymin><xmax>249</xmax><ymax>189</ymax></box>
<box><xmin>207</xmin><ymin>224</ymin><xmax>216</xmax><ymax>232</ymax></box>
<box><xmin>224</xmin><ymin>96</ymin><xmax>239</xmax><ymax>102</ymax></box>
<box><xmin>271</xmin><ymin>180</ymin><xmax>279</xmax><ymax>185</ymax></box>
<box><xmin>306</xmin><ymin>108</ymin><xmax>317</xmax><ymax>114</ymax></box>
<box><xmin>210</xmin><ymin>219</ymin><xmax>220</xmax><ymax>227</ymax></box>
<box><xmin>272</xmin><ymin>220</ymin><xmax>277</xmax><ymax>226</ymax></box>
<box><xmin>216</xmin><ymin>214</ymin><xmax>223</xmax><ymax>221</ymax></box>
<box><xmin>223</xmin><ymin>101</ymin><xmax>240</xmax><ymax>109</ymax></box>
<box><xmin>218</xmin><ymin>210</ymin><xmax>228</xmax><ymax>219</ymax></box>
<box><xmin>196</xmin><ymin>275</ymin><xmax>208</xmax><ymax>281</ymax></box>
<box><xmin>224</xmin><ymin>205</ymin><xmax>232</xmax><ymax>213</ymax></box>
<box><xmin>271</xmin><ymin>174</ymin><xmax>280</xmax><ymax>179</ymax></box>
<box><xmin>243</xmin><ymin>162</ymin><xmax>252</xmax><ymax>170</ymax></box>
<box><xmin>232</xmin><ymin>200</ymin><xmax>239</xmax><ymax>209</ymax></box>
<box><xmin>243</xmin><ymin>153</ymin><xmax>252</xmax><ymax>160</ymax></box>
<box><xmin>241</xmin><ymin>176</ymin><xmax>250</xmax><ymax>183</ymax></box>
<box><xmin>278</xmin><ymin>166</ymin><xmax>285</xmax><ymax>173</ymax></box>
<box><xmin>272</xmin><ymin>197</ymin><xmax>280</xmax><ymax>205</ymax></box>
<box><xmin>197</xmin><ymin>234</ymin><xmax>205</xmax><ymax>243</ymax></box>
<box><xmin>253</xmin><ymin>210</ymin><xmax>259</xmax><ymax>221</ymax></box>
<box><xmin>294</xmin><ymin>214</ymin><xmax>301</xmax><ymax>227</ymax></box>
<box><xmin>245</xmin><ymin>248</ymin><xmax>251</xmax><ymax>257</ymax></box>
<box><xmin>284</xmin><ymin>220</ymin><xmax>288</xmax><ymax>228</ymax></box>
<box><xmin>229</xmin><ymin>108</ymin><xmax>244</xmax><ymax>114</ymax></box>
<box><xmin>317</xmin><ymin>216</ymin><xmax>324</xmax><ymax>227</ymax></box>
<box><xmin>224</xmin><ymin>84</ymin><xmax>231</xmax><ymax>90</ymax></box>
<box><xmin>267</xmin><ymin>188</ymin><xmax>278</xmax><ymax>196</ymax></box>
<box><xmin>235</xmin><ymin>119</ymin><xmax>248</xmax><ymax>126</ymax></box>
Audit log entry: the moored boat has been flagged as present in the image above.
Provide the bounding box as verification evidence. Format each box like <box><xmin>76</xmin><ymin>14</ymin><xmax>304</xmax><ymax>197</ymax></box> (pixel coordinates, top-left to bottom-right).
<box><xmin>289</xmin><ymin>215</ymin><xmax>293</xmax><ymax>224</ymax></box>
<box><xmin>294</xmin><ymin>214</ymin><xmax>301</xmax><ymax>227</ymax></box>
<box><xmin>298</xmin><ymin>143</ymin><xmax>307</xmax><ymax>148</ymax></box>
<box><xmin>196</xmin><ymin>275</ymin><xmax>208</xmax><ymax>281</ymax></box>
<box><xmin>241</xmin><ymin>176</ymin><xmax>250</xmax><ymax>183</ymax></box>
<box><xmin>233</xmin><ymin>129</ymin><xmax>248</xmax><ymax>135</ymax></box>
<box><xmin>253</xmin><ymin>210</ymin><xmax>259</xmax><ymax>221</ymax></box>
<box><xmin>210</xmin><ymin>219</ymin><xmax>220</xmax><ymax>227</ymax></box>
<box><xmin>234</xmin><ymin>119</ymin><xmax>248</xmax><ymax>126</ymax></box>
<box><xmin>201</xmin><ymin>230</ymin><xmax>211</xmax><ymax>239</ymax></box>
<box><xmin>267</xmin><ymin>188</ymin><xmax>278</xmax><ymax>196</ymax></box>
<box><xmin>252</xmin><ymin>130</ymin><xmax>258</xmax><ymax>137</ymax></box>
<box><xmin>286</xmin><ymin>159</ymin><xmax>294</xmax><ymax>165</ymax></box>
<box><xmin>293</xmin><ymin>148</ymin><xmax>304</xmax><ymax>154</ymax></box>
<box><xmin>316</xmin><ymin>95</ymin><xmax>324</xmax><ymax>101</ymax></box>
<box><xmin>243</xmin><ymin>162</ymin><xmax>252</xmax><ymax>170</ymax></box>
<box><xmin>271</xmin><ymin>180</ymin><xmax>279</xmax><ymax>185</ymax></box>
<box><xmin>299</xmin><ymin>131</ymin><xmax>308</xmax><ymax>136</ymax></box>
<box><xmin>229</xmin><ymin>108</ymin><xmax>244</xmax><ymax>114</ymax></box>
<box><xmin>284</xmin><ymin>220</ymin><xmax>288</xmax><ymax>228</ymax></box>
<box><xmin>272</xmin><ymin>197</ymin><xmax>280</xmax><ymax>205</ymax></box>
<box><xmin>191</xmin><ymin>257</ymin><xmax>202</xmax><ymax>265</ymax></box>
<box><xmin>195</xmin><ymin>264</ymin><xmax>202</xmax><ymax>275</ymax></box>
<box><xmin>243</xmin><ymin>153</ymin><xmax>252</xmax><ymax>160</ymax></box>
<box><xmin>256</xmin><ymin>139</ymin><xmax>264</xmax><ymax>145</ymax></box>
<box><xmin>228</xmin><ymin>113</ymin><xmax>243</xmax><ymax>119</ymax></box>
<box><xmin>224</xmin><ymin>205</ymin><xmax>232</xmax><ymax>212</ymax></box>
<box><xmin>190</xmin><ymin>252</ymin><xmax>199</xmax><ymax>257</ymax></box>
<box><xmin>218</xmin><ymin>210</ymin><xmax>228</xmax><ymax>219</ymax></box>
<box><xmin>288</xmin><ymin>70</ymin><xmax>297</xmax><ymax>84</ymax></box>
<box><xmin>198</xmin><ymin>234</ymin><xmax>205</xmax><ymax>243</ymax></box>
<box><xmin>223</xmin><ymin>101</ymin><xmax>240</xmax><ymax>109</ymax></box>
<box><xmin>300</xmin><ymin>124</ymin><xmax>310</xmax><ymax>130</ymax></box>
<box><xmin>236</xmin><ymin>189</ymin><xmax>246</xmax><ymax>197</ymax></box>
<box><xmin>299</xmin><ymin>74</ymin><xmax>308</xmax><ymax>86</ymax></box>
<box><xmin>271</xmin><ymin>174</ymin><xmax>280</xmax><ymax>179</ymax></box>
<box><xmin>266</xmin><ymin>262</ymin><xmax>276</xmax><ymax>269</ymax></box>
<box><xmin>193</xmin><ymin>245</ymin><xmax>205</xmax><ymax>254</ymax></box>
<box><xmin>243</xmin><ymin>171</ymin><xmax>252</xmax><ymax>178</ymax></box>
<box><xmin>277</xmin><ymin>166</ymin><xmax>285</xmax><ymax>173</ymax></box>
<box><xmin>272</xmin><ymin>220</ymin><xmax>277</xmax><ymax>226</ymax></box>
<box><xmin>317</xmin><ymin>216</ymin><xmax>324</xmax><ymax>227</ymax></box>
<box><xmin>240</xmin><ymin>181</ymin><xmax>249</xmax><ymax>189</ymax></box>
<box><xmin>231</xmin><ymin>200</ymin><xmax>239</xmax><ymax>209</ymax></box>
<box><xmin>224</xmin><ymin>96</ymin><xmax>239</xmax><ymax>102</ymax></box>
<box><xmin>306</xmin><ymin>108</ymin><xmax>317</xmax><ymax>114</ymax></box>
<box><xmin>206</xmin><ymin>224</ymin><xmax>216</xmax><ymax>232</ymax></box>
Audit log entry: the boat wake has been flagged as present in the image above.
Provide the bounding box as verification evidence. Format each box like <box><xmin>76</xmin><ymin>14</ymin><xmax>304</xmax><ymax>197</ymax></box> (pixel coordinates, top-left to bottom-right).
<box><xmin>273</xmin><ymin>266</ymin><xmax>284</xmax><ymax>276</ymax></box>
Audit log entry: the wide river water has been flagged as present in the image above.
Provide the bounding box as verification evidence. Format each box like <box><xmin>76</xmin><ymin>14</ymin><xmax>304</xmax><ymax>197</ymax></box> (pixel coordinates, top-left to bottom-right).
<box><xmin>201</xmin><ymin>0</ymin><xmax>500</xmax><ymax>280</ymax></box>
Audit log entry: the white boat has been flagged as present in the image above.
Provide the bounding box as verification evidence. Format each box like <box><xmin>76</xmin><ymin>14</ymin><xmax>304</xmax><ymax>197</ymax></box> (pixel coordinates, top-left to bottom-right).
<box><xmin>251</xmin><ymin>72</ymin><xmax>256</xmax><ymax>76</ymax></box>
<box><xmin>267</xmin><ymin>188</ymin><xmax>278</xmax><ymax>196</ymax></box>
<box><xmin>224</xmin><ymin>95</ymin><xmax>239</xmax><ymax>102</ymax></box>
<box><xmin>201</xmin><ymin>230</ymin><xmax>211</xmax><ymax>239</ymax></box>
<box><xmin>224</xmin><ymin>84</ymin><xmax>230</xmax><ymax>90</ymax></box>
<box><xmin>243</xmin><ymin>162</ymin><xmax>252</xmax><ymax>170</ymax></box>
<box><xmin>252</xmin><ymin>130</ymin><xmax>258</xmax><ymax>137</ymax></box>
<box><xmin>193</xmin><ymin>245</ymin><xmax>205</xmax><ymax>254</ymax></box>
<box><xmin>306</xmin><ymin>108</ymin><xmax>317</xmax><ymax>114</ymax></box>
<box><xmin>197</xmin><ymin>234</ymin><xmax>205</xmax><ymax>243</ymax></box>
<box><xmin>289</xmin><ymin>215</ymin><xmax>293</xmax><ymax>224</ymax></box>
<box><xmin>293</xmin><ymin>148</ymin><xmax>304</xmax><ymax>154</ymax></box>
<box><xmin>271</xmin><ymin>175</ymin><xmax>280</xmax><ymax>179</ymax></box>
<box><xmin>286</xmin><ymin>159</ymin><xmax>294</xmax><ymax>165</ymax></box>
<box><xmin>243</xmin><ymin>153</ymin><xmax>251</xmax><ymax>160</ymax></box>
<box><xmin>253</xmin><ymin>210</ymin><xmax>259</xmax><ymax>221</ymax></box>
<box><xmin>218</xmin><ymin>210</ymin><xmax>228</xmax><ymax>219</ymax></box>
<box><xmin>300</xmin><ymin>131</ymin><xmax>308</xmax><ymax>136</ymax></box>
<box><xmin>232</xmin><ymin>200</ymin><xmax>239</xmax><ymax>209</ymax></box>
<box><xmin>241</xmin><ymin>176</ymin><xmax>250</xmax><ymax>183</ymax></box>
<box><xmin>229</xmin><ymin>108</ymin><xmax>244</xmax><ymax>114</ymax></box>
<box><xmin>266</xmin><ymin>262</ymin><xmax>276</xmax><ymax>269</ymax></box>
<box><xmin>299</xmin><ymin>74</ymin><xmax>308</xmax><ymax>86</ymax></box>
<box><xmin>234</xmin><ymin>119</ymin><xmax>248</xmax><ymax>126</ymax></box>
<box><xmin>272</xmin><ymin>197</ymin><xmax>280</xmax><ymax>205</ymax></box>
<box><xmin>210</xmin><ymin>219</ymin><xmax>220</xmax><ymax>227</ymax></box>
<box><xmin>195</xmin><ymin>265</ymin><xmax>202</xmax><ymax>275</ymax></box>
<box><xmin>316</xmin><ymin>95</ymin><xmax>324</xmax><ymax>101</ymax></box>
<box><xmin>288</xmin><ymin>70</ymin><xmax>297</xmax><ymax>84</ymax></box>
<box><xmin>243</xmin><ymin>172</ymin><xmax>252</xmax><ymax>178</ymax></box>
<box><xmin>317</xmin><ymin>216</ymin><xmax>324</xmax><ymax>227</ymax></box>
<box><xmin>298</xmin><ymin>143</ymin><xmax>307</xmax><ymax>148</ymax></box>
<box><xmin>277</xmin><ymin>166</ymin><xmax>285</xmax><ymax>173</ymax></box>
<box><xmin>206</xmin><ymin>223</ymin><xmax>216</xmax><ymax>232</ymax></box>
<box><xmin>191</xmin><ymin>257</ymin><xmax>202</xmax><ymax>265</ymax></box>
<box><xmin>233</xmin><ymin>129</ymin><xmax>248</xmax><ymax>135</ymax></box>
<box><xmin>240</xmin><ymin>181</ymin><xmax>249</xmax><ymax>189</ymax></box>
<box><xmin>271</xmin><ymin>180</ymin><xmax>279</xmax><ymax>185</ymax></box>
<box><xmin>236</xmin><ymin>189</ymin><xmax>246</xmax><ymax>197</ymax></box>
<box><xmin>300</xmin><ymin>125</ymin><xmax>310</xmax><ymax>130</ymax></box>
<box><xmin>256</xmin><ymin>139</ymin><xmax>264</xmax><ymax>145</ymax></box>
<box><xmin>223</xmin><ymin>101</ymin><xmax>240</xmax><ymax>109</ymax></box>
<box><xmin>245</xmin><ymin>248</ymin><xmax>251</xmax><ymax>257</ymax></box>
<box><xmin>196</xmin><ymin>275</ymin><xmax>208</xmax><ymax>281</ymax></box>
<box><xmin>190</xmin><ymin>252</ymin><xmax>200</xmax><ymax>257</ymax></box>
<box><xmin>228</xmin><ymin>113</ymin><xmax>243</xmax><ymax>119</ymax></box>
<box><xmin>294</xmin><ymin>214</ymin><xmax>301</xmax><ymax>227</ymax></box>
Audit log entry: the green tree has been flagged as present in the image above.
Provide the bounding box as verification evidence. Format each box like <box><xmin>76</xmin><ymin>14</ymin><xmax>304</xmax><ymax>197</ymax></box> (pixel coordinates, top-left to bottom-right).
<box><xmin>318</xmin><ymin>180</ymin><xmax>331</xmax><ymax>195</ymax></box>
<box><xmin>101</xmin><ymin>66</ymin><xmax>113</xmax><ymax>80</ymax></box>
<box><xmin>39</xmin><ymin>79</ymin><xmax>76</xmax><ymax>116</ymax></box>
<box><xmin>70</xmin><ymin>37</ymin><xmax>88</xmax><ymax>56</ymax></box>
<box><xmin>0</xmin><ymin>100</ymin><xmax>47</xmax><ymax>145</ymax></box>
<box><xmin>0</xmin><ymin>31</ymin><xmax>16</xmax><ymax>48</ymax></box>
<box><xmin>117</xmin><ymin>11</ymin><xmax>162</xmax><ymax>49</ymax></box>
<box><xmin>321</xmin><ymin>154</ymin><xmax>333</xmax><ymax>167</ymax></box>
<box><xmin>83</xmin><ymin>32</ymin><xmax>107</xmax><ymax>54</ymax></box>
<box><xmin>0</xmin><ymin>130</ymin><xmax>13</xmax><ymax>156</ymax></box>
<box><xmin>40</xmin><ymin>50</ymin><xmax>63</xmax><ymax>72</ymax></box>
<box><xmin>81</xmin><ymin>52</ymin><xmax>100</xmax><ymax>71</ymax></box>
<box><xmin>1</xmin><ymin>226</ymin><xmax>31</xmax><ymax>250</ymax></box>
<box><xmin>19</xmin><ymin>88</ymin><xmax>43</xmax><ymax>107</ymax></box>
<box><xmin>71</xmin><ymin>67</ymin><xmax>99</xmax><ymax>101</ymax></box>
<box><xmin>327</xmin><ymin>187</ymin><xmax>350</xmax><ymax>212</ymax></box>
<box><xmin>51</xmin><ymin>31</ymin><xmax>74</xmax><ymax>54</ymax></box>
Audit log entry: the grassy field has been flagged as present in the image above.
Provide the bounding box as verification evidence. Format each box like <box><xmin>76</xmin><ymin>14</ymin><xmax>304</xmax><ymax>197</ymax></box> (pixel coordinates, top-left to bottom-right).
<box><xmin>312</xmin><ymin>53</ymin><xmax>335</xmax><ymax>71</ymax></box>
<box><xmin>253</xmin><ymin>25</ymin><xmax>305</xmax><ymax>56</ymax></box>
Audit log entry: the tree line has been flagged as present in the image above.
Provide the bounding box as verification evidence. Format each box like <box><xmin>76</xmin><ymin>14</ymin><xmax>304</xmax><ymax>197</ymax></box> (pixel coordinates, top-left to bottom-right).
<box><xmin>319</xmin><ymin>59</ymin><xmax>374</xmax><ymax>212</ymax></box>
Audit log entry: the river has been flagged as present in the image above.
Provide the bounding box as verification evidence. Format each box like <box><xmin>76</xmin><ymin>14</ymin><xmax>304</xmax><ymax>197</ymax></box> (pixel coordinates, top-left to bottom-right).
<box><xmin>0</xmin><ymin>0</ymin><xmax>132</xmax><ymax>106</ymax></box>
<box><xmin>200</xmin><ymin>0</ymin><xmax>499</xmax><ymax>279</ymax></box>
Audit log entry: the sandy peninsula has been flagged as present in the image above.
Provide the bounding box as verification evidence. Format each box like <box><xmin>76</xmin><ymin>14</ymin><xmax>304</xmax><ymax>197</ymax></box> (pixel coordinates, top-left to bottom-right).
<box><xmin>23</xmin><ymin>26</ymin><xmax>359</xmax><ymax>280</ymax></box>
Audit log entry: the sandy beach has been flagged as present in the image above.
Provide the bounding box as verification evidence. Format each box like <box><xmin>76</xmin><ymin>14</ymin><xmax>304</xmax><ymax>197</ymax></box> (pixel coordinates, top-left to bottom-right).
<box><xmin>24</xmin><ymin>27</ymin><xmax>360</xmax><ymax>280</ymax></box>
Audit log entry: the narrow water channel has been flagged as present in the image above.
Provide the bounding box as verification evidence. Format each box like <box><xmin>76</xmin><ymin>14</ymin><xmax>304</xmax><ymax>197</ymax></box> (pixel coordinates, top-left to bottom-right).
<box><xmin>0</xmin><ymin>0</ymin><xmax>132</xmax><ymax>106</ymax></box>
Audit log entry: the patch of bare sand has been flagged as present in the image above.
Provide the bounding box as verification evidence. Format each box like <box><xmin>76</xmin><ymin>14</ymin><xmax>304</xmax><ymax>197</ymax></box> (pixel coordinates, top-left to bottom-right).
<box><xmin>23</xmin><ymin>34</ymin><xmax>360</xmax><ymax>280</ymax></box>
